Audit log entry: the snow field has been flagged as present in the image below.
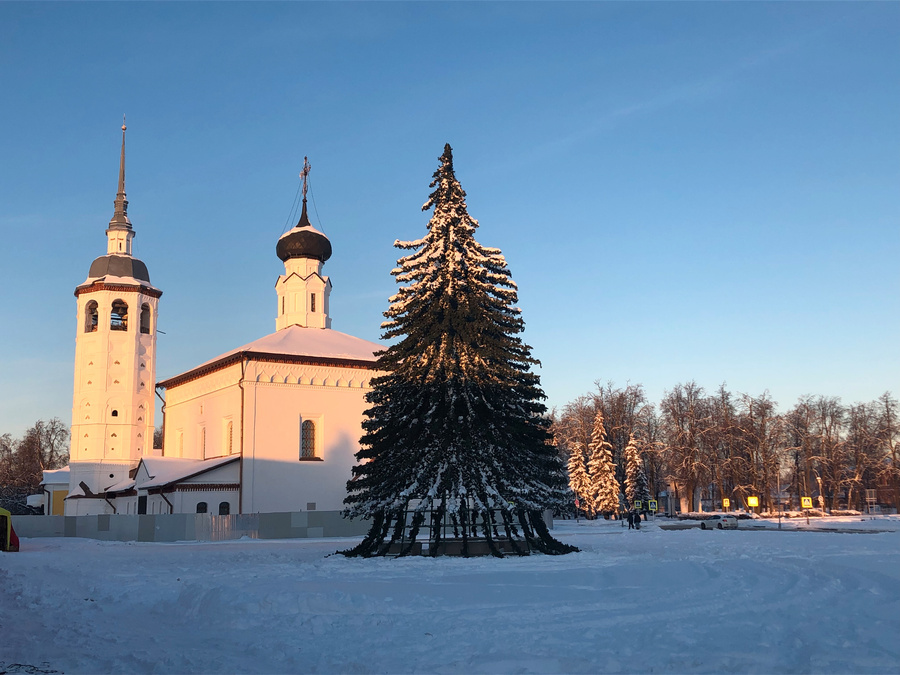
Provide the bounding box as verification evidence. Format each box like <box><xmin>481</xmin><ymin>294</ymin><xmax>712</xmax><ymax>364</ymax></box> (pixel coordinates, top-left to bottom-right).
<box><xmin>2</xmin><ymin>518</ymin><xmax>899</xmax><ymax>674</ymax></box>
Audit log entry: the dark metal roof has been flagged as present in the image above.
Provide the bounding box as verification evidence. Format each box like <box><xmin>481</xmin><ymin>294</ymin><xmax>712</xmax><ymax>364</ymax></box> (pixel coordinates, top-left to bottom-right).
<box><xmin>276</xmin><ymin>198</ymin><xmax>332</xmax><ymax>262</ymax></box>
<box><xmin>88</xmin><ymin>255</ymin><xmax>151</xmax><ymax>282</ymax></box>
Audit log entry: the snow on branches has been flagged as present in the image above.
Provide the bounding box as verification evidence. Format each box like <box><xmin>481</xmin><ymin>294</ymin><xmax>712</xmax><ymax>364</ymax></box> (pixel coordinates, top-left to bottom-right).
<box><xmin>342</xmin><ymin>144</ymin><xmax>575</xmax><ymax>557</ymax></box>
<box><xmin>566</xmin><ymin>443</ymin><xmax>593</xmax><ymax>517</ymax></box>
<box><xmin>587</xmin><ymin>410</ymin><xmax>621</xmax><ymax>517</ymax></box>
<box><xmin>624</xmin><ymin>433</ymin><xmax>651</xmax><ymax>508</ymax></box>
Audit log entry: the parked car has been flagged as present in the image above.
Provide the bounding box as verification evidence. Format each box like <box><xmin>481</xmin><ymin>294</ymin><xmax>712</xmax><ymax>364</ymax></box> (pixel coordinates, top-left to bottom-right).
<box><xmin>701</xmin><ymin>514</ymin><xmax>738</xmax><ymax>530</ymax></box>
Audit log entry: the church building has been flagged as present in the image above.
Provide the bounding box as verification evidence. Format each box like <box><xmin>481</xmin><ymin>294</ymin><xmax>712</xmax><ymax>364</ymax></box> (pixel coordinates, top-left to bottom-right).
<box><xmin>57</xmin><ymin>129</ymin><xmax>380</xmax><ymax>517</ymax></box>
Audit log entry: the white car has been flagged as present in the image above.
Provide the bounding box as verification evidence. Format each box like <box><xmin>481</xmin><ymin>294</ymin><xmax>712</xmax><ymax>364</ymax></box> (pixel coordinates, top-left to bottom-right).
<box><xmin>701</xmin><ymin>514</ymin><xmax>738</xmax><ymax>530</ymax></box>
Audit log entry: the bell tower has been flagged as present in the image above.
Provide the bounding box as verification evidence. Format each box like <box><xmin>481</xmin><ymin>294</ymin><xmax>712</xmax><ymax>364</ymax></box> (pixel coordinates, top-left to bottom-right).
<box><xmin>274</xmin><ymin>158</ymin><xmax>332</xmax><ymax>330</ymax></box>
<box><xmin>67</xmin><ymin>121</ymin><xmax>162</xmax><ymax>515</ymax></box>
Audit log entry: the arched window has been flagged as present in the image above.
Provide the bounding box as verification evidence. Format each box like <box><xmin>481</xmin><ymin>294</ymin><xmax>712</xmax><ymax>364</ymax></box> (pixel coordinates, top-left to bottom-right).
<box><xmin>110</xmin><ymin>300</ymin><xmax>128</xmax><ymax>331</ymax></box>
<box><xmin>310</xmin><ymin>293</ymin><xmax>316</xmax><ymax>312</ymax></box>
<box><xmin>196</xmin><ymin>502</ymin><xmax>208</xmax><ymax>514</ymax></box>
<box><xmin>140</xmin><ymin>304</ymin><xmax>151</xmax><ymax>334</ymax></box>
<box><xmin>218</xmin><ymin>501</ymin><xmax>230</xmax><ymax>516</ymax></box>
<box><xmin>301</xmin><ymin>420</ymin><xmax>316</xmax><ymax>459</ymax></box>
<box><xmin>85</xmin><ymin>300</ymin><xmax>99</xmax><ymax>333</ymax></box>
<box><xmin>111</xmin><ymin>410</ymin><xmax>118</xmax><ymax>417</ymax></box>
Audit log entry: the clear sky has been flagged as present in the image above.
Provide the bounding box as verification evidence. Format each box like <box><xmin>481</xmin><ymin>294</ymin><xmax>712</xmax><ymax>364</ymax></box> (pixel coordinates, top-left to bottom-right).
<box><xmin>1</xmin><ymin>2</ymin><xmax>897</xmax><ymax>438</ymax></box>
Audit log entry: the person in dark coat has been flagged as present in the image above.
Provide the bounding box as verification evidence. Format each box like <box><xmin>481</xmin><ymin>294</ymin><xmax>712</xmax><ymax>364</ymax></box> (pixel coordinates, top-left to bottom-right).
<box><xmin>627</xmin><ymin>511</ymin><xmax>634</xmax><ymax>529</ymax></box>
<box><xmin>634</xmin><ymin>511</ymin><xmax>641</xmax><ymax>530</ymax></box>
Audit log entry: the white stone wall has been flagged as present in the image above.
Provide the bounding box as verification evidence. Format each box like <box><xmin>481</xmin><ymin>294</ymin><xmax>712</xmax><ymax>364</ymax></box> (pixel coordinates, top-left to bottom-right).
<box><xmin>68</xmin><ymin>285</ymin><xmax>159</xmax><ymax>515</ymax></box>
<box><xmin>241</xmin><ymin>359</ymin><xmax>372</xmax><ymax>513</ymax></box>
<box><xmin>162</xmin><ymin>358</ymin><xmax>373</xmax><ymax>514</ymax></box>
<box><xmin>275</xmin><ymin>257</ymin><xmax>332</xmax><ymax>330</ymax></box>
<box><xmin>162</xmin><ymin>363</ymin><xmax>243</xmax><ymax>459</ymax></box>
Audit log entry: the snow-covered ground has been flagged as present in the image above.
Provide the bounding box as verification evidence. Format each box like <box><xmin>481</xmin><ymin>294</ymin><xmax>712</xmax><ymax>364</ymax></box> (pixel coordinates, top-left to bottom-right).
<box><xmin>3</xmin><ymin>517</ymin><xmax>899</xmax><ymax>674</ymax></box>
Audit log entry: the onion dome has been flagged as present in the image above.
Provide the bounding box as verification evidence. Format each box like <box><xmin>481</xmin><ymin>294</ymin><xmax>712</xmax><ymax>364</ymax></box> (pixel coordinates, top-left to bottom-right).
<box><xmin>276</xmin><ymin>198</ymin><xmax>332</xmax><ymax>263</ymax></box>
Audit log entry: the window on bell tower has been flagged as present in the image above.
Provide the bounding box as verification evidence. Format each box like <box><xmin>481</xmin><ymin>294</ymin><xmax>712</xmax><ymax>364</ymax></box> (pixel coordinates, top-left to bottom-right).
<box><xmin>140</xmin><ymin>304</ymin><xmax>151</xmax><ymax>334</ymax></box>
<box><xmin>85</xmin><ymin>301</ymin><xmax>99</xmax><ymax>333</ymax></box>
<box><xmin>310</xmin><ymin>293</ymin><xmax>316</xmax><ymax>313</ymax></box>
<box><xmin>111</xmin><ymin>300</ymin><xmax>128</xmax><ymax>331</ymax></box>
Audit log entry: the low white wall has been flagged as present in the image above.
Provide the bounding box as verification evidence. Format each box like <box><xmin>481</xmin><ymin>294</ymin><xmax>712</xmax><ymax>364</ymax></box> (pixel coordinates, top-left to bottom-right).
<box><xmin>12</xmin><ymin>512</ymin><xmax>371</xmax><ymax>543</ymax></box>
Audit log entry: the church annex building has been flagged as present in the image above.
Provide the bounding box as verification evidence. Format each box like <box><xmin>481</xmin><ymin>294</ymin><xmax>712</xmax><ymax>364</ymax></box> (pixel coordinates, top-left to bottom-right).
<box><xmin>42</xmin><ymin>129</ymin><xmax>380</xmax><ymax>518</ymax></box>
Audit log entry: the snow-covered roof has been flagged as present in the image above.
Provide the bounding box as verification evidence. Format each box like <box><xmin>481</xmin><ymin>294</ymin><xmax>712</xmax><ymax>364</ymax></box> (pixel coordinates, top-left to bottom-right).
<box><xmin>66</xmin><ymin>484</ymin><xmax>85</xmax><ymax>499</ymax></box>
<box><xmin>138</xmin><ymin>455</ymin><xmax>239</xmax><ymax>490</ymax></box>
<box><xmin>104</xmin><ymin>477</ymin><xmax>136</xmax><ymax>494</ymax></box>
<box><xmin>41</xmin><ymin>467</ymin><xmax>70</xmax><ymax>486</ymax></box>
<box><xmin>158</xmin><ymin>324</ymin><xmax>381</xmax><ymax>388</ymax></box>
<box><xmin>278</xmin><ymin>224</ymin><xmax>328</xmax><ymax>242</ymax></box>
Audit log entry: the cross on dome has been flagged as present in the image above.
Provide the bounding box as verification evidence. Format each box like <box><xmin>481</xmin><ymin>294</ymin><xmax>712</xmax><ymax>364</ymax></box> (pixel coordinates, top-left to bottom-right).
<box><xmin>300</xmin><ymin>156</ymin><xmax>311</xmax><ymax>200</ymax></box>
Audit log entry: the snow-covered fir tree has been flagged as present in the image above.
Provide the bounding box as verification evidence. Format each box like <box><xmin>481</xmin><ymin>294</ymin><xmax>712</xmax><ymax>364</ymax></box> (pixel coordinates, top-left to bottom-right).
<box><xmin>342</xmin><ymin>144</ymin><xmax>576</xmax><ymax>557</ymax></box>
<box><xmin>623</xmin><ymin>433</ymin><xmax>651</xmax><ymax>508</ymax></box>
<box><xmin>566</xmin><ymin>443</ymin><xmax>593</xmax><ymax>518</ymax></box>
<box><xmin>587</xmin><ymin>410</ymin><xmax>620</xmax><ymax>517</ymax></box>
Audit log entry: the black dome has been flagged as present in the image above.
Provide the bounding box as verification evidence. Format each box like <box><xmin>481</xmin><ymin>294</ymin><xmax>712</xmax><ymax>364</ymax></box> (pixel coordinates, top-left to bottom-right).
<box><xmin>276</xmin><ymin>200</ymin><xmax>332</xmax><ymax>263</ymax></box>
<box><xmin>88</xmin><ymin>255</ymin><xmax>151</xmax><ymax>282</ymax></box>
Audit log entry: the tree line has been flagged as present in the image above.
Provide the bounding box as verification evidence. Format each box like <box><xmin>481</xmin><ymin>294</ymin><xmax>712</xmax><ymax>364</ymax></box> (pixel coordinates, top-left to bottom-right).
<box><xmin>0</xmin><ymin>418</ymin><xmax>70</xmax><ymax>513</ymax></box>
<box><xmin>552</xmin><ymin>383</ymin><xmax>899</xmax><ymax>514</ymax></box>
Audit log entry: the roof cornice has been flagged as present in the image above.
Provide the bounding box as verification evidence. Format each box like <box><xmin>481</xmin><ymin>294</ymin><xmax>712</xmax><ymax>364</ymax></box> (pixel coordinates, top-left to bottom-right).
<box><xmin>75</xmin><ymin>282</ymin><xmax>162</xmax><ymax>298</ymax></box>
<box><xmin>157</xmin><ymin>349</ymin><xmax>377</xmax><ymax>390</ymax></box>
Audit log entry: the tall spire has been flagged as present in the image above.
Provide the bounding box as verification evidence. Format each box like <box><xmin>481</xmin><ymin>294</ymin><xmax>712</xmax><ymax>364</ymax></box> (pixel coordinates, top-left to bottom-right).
<box><xmin>109</xmin><ymin>116</ymin><xmax>131</xmax><ymax>230</ymax></box>
<box><xmin>297</xmin><ymin>156</ymin><xmax>311</xmax><ymax>228</ymax></box>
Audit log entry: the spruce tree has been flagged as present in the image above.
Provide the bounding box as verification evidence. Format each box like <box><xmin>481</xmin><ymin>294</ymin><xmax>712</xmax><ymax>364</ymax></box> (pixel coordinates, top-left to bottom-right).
<box><xmin>566</xmin><ymin>443</ymin><xmax>593</xmax><ymax>518</ymax></box>
<box><xmin>587</xmin><ymin>410</ymin><xmax>620</xmax><ymax>517</ymax></box>
<box><xmin>342</xmin><ymin>144</ymin><xmax>576</xmax><ymax>557</ymax></box>
<box><xmin>623</xmin><ymin>433</ymin><xmax>651</xmax><ymax>508</ymax></box>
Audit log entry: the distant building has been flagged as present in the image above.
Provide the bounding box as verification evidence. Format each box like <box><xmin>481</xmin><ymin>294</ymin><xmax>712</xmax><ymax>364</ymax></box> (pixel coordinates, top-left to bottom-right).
<box><xmin>58</xmin><ymin>133</ymin><xmax>378</xmax><ymax>516</ymax></box>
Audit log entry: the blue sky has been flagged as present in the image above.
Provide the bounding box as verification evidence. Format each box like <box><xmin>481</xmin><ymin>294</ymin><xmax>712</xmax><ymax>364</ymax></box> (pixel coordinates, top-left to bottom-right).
<box><xmin>1</xmin><ymin>2</ymin><xmax>898</xmax><ymax>438</ymax></box>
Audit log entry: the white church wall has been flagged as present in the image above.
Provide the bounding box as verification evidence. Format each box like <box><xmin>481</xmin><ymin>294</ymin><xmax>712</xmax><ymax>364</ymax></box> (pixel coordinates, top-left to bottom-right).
<box><xmin>162</xmin><ymin>363</ymin><xmax>243</xmax><ymax>459</ymax></box>
<box><xmin>241</xmin><ymin>360</ymin><xmax>372</xmax><ymax>514</ymax></box>
<box><xmin>170</xmin><ymin>460</ymin><xmax>240</xmax><ymax>514</ymax></box>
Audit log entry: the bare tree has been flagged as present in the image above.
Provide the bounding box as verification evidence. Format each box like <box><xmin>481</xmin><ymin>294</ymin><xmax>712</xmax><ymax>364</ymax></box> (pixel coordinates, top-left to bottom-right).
<box><xmin>9</xmin><ymin>419</ymin><xmax>70</xmax><ymax>489</ymax></box>
<box><xmin>660</xmin><ymin>382</ymin><xmax>708</xmax><ymax>512</ymax></box>
<box><xmin>736</xmin><ymin>392</ymin><xmax>782</xmax><ymax>511</ymax></box>
<box><xmin>875</xmin><ymin>392</ymin><xmax>900</xmax><ymax>511</ymax></box>
<box><xmin>592</xmin><ymin>382</ymin><xmax>650</xmax><ymax>482</ymax></box>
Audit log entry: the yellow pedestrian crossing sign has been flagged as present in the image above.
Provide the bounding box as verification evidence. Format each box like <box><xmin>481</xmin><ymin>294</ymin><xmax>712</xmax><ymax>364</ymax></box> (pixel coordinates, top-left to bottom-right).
<box><xmin>722</xmin><ymin>498</ymin><xmax>730</xmax><ymax>508</ymax></box>
<box><xmin>648</xmin><ymin>500</ymin><xmax>658</xmax><ymax>512</ymax></box>
<box><xmin>801</xmin><ymin>497</ymin><xmax>813</xmax><ymax>509</ymax></box>
<box><xmin>634</xmin><ymin>500</ymin><xmax>642</xmax><ymax>510</ymax></box>
<box><xmin>747</xmin><ymin>496</ymin><xmax>759</xmax><ymax>508</ymax></box>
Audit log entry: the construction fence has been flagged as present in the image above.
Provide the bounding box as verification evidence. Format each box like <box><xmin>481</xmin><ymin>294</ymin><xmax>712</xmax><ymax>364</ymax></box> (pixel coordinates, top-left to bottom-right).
<box><xmin>11</xmin><ymin>510</ymin><xmax>372</xmax><ymax>543</ymax></box>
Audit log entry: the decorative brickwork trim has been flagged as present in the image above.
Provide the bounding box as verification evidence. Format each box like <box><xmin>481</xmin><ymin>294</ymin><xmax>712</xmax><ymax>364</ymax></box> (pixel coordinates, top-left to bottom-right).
<box><xmin>75</xmin><ymin>282</ymin><xmax>162</xmax><ymax>299</ymax></box>
<box><xmin>175</xmin><ymin>483</ymin><xmax>241</xmax><ymax>492</ymax></box>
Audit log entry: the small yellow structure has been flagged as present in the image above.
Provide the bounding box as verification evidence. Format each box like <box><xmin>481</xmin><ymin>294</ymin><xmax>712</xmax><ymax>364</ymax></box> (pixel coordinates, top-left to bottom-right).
<box><xmin>0</xmin><ymin>507</ymin><xmax>20</xmax><ymax>552</ymax></box>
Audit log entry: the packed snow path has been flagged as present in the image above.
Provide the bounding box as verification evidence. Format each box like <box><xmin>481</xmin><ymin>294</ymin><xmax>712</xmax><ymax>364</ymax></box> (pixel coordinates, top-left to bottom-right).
<box><xmin>2</xmin><ymin>518</ymin><xmax>899</xmax><ymax>674</ymax></box>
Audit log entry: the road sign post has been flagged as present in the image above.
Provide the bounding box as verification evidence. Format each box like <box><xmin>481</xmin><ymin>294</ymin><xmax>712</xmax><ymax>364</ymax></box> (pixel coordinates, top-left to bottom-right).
<box><xmin>801</xmin><ymin>496</ymin><xmax>813</xmax><ymax>524</ymax></box>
